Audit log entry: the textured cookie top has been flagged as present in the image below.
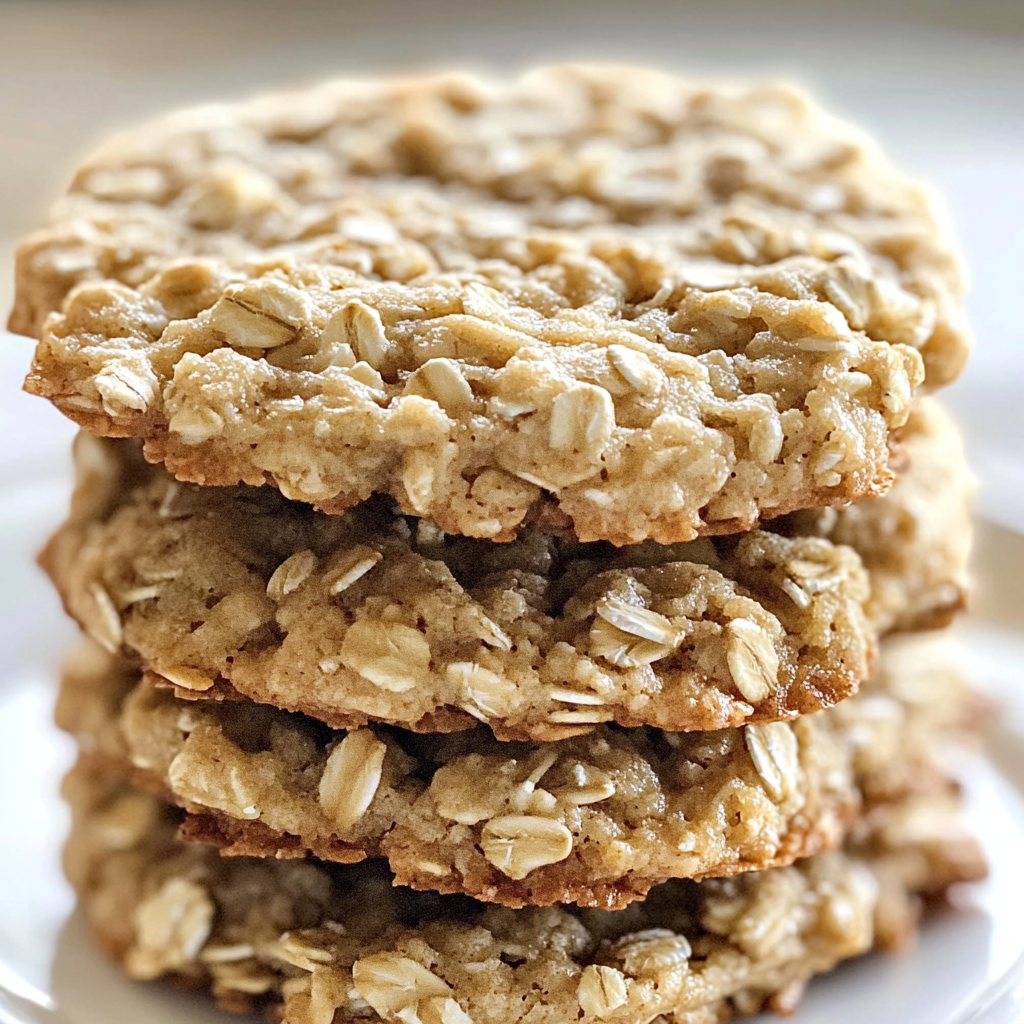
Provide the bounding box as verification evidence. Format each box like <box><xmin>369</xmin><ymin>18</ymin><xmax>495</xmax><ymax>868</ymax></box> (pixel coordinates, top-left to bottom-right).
<box><xmin>64</xmin><ymin>760</ymin><xmax>984</xmax><ymax>1024</ymax></box>
<box><xmin>45</xmin><ymin>436</ymin><xmax>873</xmax><ymax>739</ymax></box>
<box><xmin>28</xmin><ymin>241</ymin><xmax>923</xmax><ymax>543</ymax></box>
<box><xmin>12</xmin><ymin>65</ymin><xmax>969</xmax><ymax>387</ymax></box>
<box><xmin>61</xmin><ymin>643</ymin><xmax>856</xmax><ymax>908</ymax></box>
<box><xmin>16</xmin><ymin>64</ymin><xmax>968</xmax><ymax>542</ymax></box>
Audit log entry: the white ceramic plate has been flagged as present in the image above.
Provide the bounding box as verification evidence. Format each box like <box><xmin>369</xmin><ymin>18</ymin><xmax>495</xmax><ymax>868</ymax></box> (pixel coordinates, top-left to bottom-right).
<box><xmin>2</xmin><ymin>453</ymin><xmax>1024</xmax><ymax>1024</ymax></box>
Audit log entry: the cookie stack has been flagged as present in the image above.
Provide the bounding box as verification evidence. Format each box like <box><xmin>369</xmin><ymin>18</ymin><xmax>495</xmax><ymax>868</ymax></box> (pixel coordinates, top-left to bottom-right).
<box><xmin>13</xmin><ymin>66</ymin><xmax>985</xmax><ymax>1023</ymax></box>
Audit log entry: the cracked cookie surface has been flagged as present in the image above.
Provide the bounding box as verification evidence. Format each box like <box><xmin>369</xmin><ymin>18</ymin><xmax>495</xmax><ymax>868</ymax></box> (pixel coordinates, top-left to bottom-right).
<box><xmin>63</xmin><ymin>758</ymin><xmax>985</xmax><ymax>1024</ymax></box>
<box><xmin>16</xmin><ymin>65</ymin><xmax>969</xmax><ymax>541</ymax></box>
<box><xmin>12</xmin><ymin>65</ymin><xmax>968</xmax><ymax>385</ymax></box>
<box><xmin>26</xmin><ymin>246</ymin><xmax>923</xmax><ymax>543</ymax></box>
<box><xmin>45</xmin><ymin>436</ymin><xmax>873</xmax><ymax>739</ymax></box>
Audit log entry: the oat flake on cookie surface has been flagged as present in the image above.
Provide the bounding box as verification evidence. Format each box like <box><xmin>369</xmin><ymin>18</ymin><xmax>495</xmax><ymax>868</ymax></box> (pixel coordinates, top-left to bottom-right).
<box><xmin>64</xmin><ymin>757</ymin><xmax>985</xmax><ymax>1024</ymax></box>
<box><xmin>45</xmin><ymin>435</ymin><xmax>874</xmax><ymax>739</ymax></box>
<box><xmin>14</xmin><ymin>65</ymin><xmax>969</xmax><ymax>543</ymax></box>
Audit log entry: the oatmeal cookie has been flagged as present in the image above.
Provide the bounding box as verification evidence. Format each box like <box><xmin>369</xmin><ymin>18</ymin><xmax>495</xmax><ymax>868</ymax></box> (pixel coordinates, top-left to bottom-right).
<box><xmin>16</xmin><ymin>66</ymin><xmax>969</xmax><ymax>541</ymax></box>
<box><xmin>25</xmin><ymin>244</ymin><xmax>923</xmax><ymax>543</ymax></box>
<box><xmin>776</xmin><ymin>398</ymin><xmax>971</xmax><ymax>632</ymax></box>
<box><xmin>44</xmin><ymin>436</ymin><xmax>873</xmax><ymax>739</ymax></box>
<box><xmin>12</xmin><ymin>65</ymin><xmax>968</xmax><ymax>387</ymax></box>
<box><xmin>59</xmin><ymin>640</ymin><xmax>858</xmax><ymax>908</ymax></box>
<box><xmin>63</xmin><ymin>760</ymin><xmax>984</xmax><ymax>1023</ymax></box>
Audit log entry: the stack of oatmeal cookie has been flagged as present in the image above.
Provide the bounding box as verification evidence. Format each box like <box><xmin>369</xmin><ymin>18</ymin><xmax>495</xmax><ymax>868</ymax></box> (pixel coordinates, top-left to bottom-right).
<box><xmin>13</xmin><ymin>66</ymin><xmax>985</xmax><ymax>1022</ymax></box>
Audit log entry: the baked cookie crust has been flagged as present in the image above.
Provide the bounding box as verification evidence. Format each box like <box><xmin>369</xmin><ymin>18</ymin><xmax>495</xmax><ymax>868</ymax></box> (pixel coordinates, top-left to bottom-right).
<box><xmin>63</xmin><ymin>759</ymin><xmax>985</xmax><ymax>1024</ymax></box>
<box><xmin>57</xmin><ymin>626</ymin><xmax>973</xmax><ymax>909</ymax></box>
<box><xmin>26</xmin><ymin>247</ymin><xmax>923</xmax><ymax>544</ymax></box>
<box><xmin>14</xmin><ymin>65</ymin><xmax>971</xmax><ymax>541</ymax></box>
<box><xmin>59</xmin><ymin>641</ymin><xmax>859</xmax><ymax>908</ymax></box>
<box><xmin>45</xmin><ymin>436</ymin><xmax>873</xmax><ymax>739</ymax></box>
